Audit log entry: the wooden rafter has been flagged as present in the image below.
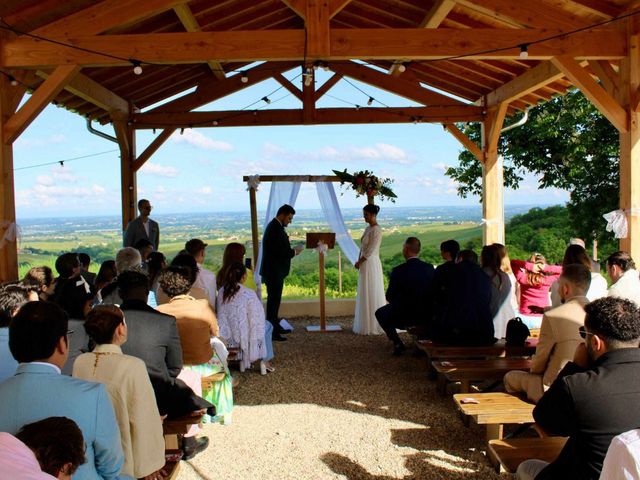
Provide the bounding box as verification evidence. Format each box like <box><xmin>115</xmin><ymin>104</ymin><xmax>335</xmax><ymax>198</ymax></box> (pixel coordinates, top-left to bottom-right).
<box><xmin>315</xmin><ymin>73</ymin><xmax>343</xmax><ymax>101</ymax></box>
<box><xmin>281</xmin><ymin>0</ymin><xmax>305</xmax><ymax>18</ymax></box>
<box><xmin>274</xmin><ymin>73</ymin><xmax>303</xmax><ymax>101</ymax></box>
<box><xmin>36</xmin><ymin>70</ymin><xmax>128</xmax><ymax>114</ymax></box>
<box><xmin>443</xmin><ymin>123</ymin><xmax>483</xmax><ymax>162</ymax></box>
<box><xmin>306</xmin><ymin>0</ymin><xmax>330</xmax><ymax>59</ymax></box>
<box><xmin>133</xmin><ymin>105</ymin><xmax>484</xmax><ymax>128</ymax></box>
<box><xmin>551</xmin><ymin>55</ymin><xmax>627</xmax><ymax>132</ymax></box>
<box><xmin>568</xmin><ymin>0</ymin><xmax>620</xmax><ymax>19</ymax></box>
<box><xmin>302</xmin><ymin>68</ymin><xmax>316</xmax><ymax>123</ymax></box>
<box><xmin>0</xmin><ymin>29</ymin><xmax>625</xmax><ymax>68</ymax></box>
<box><xmin>132</xmin><ymin>128</ymin><xmax>175</xmax><ymax>171</ymax></box>
<box><xmin>588</xmin><ymin>60</ymin><xmax>620</xmax><ymax>97</ymax></box>
<box><xmin>173</xmin><ymin>4</ymin><xmax>226</xmax><ymax>80</ymax></box>
<box><xmin>486</xmin><ymin>61</ymin><xmax>565</xmax><ymax>106</ymax></box>
<box><xmin>419</xmin><ymin>0</ymin><xmax>455</xmax><ymax>28</ymax></box>
<box><xmin>32</xmin><ymin>0</ymin><xmax>184</xmax><ymax>37</ymax></box>
<box><xmin>330</xmin><ymin>61</ymin><xmax>465</xmax><ymax>106</ymax></box>
<box><xmin>4</xmin><ymin>65</ymin><xmax>80</xmax><ymax>144</ymax></box>
<box><xmin>329</xmin><ymin>0</ymin><xmax>352</xmax><ymax>19</ymax></box>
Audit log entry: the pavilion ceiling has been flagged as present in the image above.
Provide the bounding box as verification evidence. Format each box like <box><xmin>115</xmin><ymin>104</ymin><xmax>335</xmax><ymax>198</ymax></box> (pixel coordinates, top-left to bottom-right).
<box><xmin>0</xmin><ymin>0</ymin><xmax>635</xmax><ymax>130</ymax></box>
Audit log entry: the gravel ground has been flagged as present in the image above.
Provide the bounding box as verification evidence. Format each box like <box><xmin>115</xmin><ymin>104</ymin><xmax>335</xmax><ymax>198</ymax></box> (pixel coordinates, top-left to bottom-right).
<box><xmin>177</xmin><ymin>317</ymin><xmax>513</xmax><ymax>480</ymax></box>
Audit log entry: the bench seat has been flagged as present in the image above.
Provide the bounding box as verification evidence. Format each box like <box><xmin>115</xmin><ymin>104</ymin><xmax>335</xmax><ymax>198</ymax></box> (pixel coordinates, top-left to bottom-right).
<box><xmin>488</xmin><ymin>437</ymin><xmax>567</xmax><ymax>473</ymax></box>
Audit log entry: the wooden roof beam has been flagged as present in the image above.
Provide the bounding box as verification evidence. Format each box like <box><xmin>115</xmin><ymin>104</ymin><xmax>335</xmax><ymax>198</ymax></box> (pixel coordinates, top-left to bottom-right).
<box><xmin>274</xmin><ymin>73</ymin><xmax>303</xmax><ymax>101</ymax></box>
<box><xmin>330</xmin><ymin>61</ymin><xmax>467</xmax><ymax>106</ymax></box>
<box><xmin>32</xmin><ymin>0</ymin><xmax>185</xmax><ymax>37</ymax></box>
<box><xmin>443</xmin><ymin>123</ymin><xmax>483</xmax><ymax>162</ymax></box>
<box><xmin>315</xmin><ymin>73</ymin><xmax>343</xmax><ymax>101</ymax></box>
<box><xmin>132</xmin><ymin>128</ymin><xmax>175</xmax><ymax>171</ymax></box>
<box><xmin>329</xmin><ymin>0</ymin><xmax>352</xmax><ymax>19</ymax></box>
<box><xmin>133</xmin><ymin>105</ymin><xmax>484</xmax><ymax>128</ymax></box>
<box><xmin>306</xmin><ymin>0</ymin><xmax>330</xmax><ymax>59</ymax></box>
<box><xmin>588</xmin><ymin>60</ymin><xmax>620</xmax><ymax>97</ymax></box>
<box><xmin>173</xmin><ymin>4</ymin><xmax>226</xmax><ymax>80</ymax></box>
<box><xmin>3</xmin><ymin>65</ymin><xmax>80</xmax><ymax>144</ymax></box>
<box><xmin>281</xmin><ymin>0</ymin><xmax>305</xmax><ymax>19</ymax></box>
<box><xmin>36</xmin><ymin>70</ymin><xmax>128</xmax><ymax>114</ymax></box>
<box><xmin>419</xmin><ymin>0</ymin><xmax>455</xmax><ymax>28</ymax></box>
<box><xmin>551</xmin><ymin>55</ymin><xmax>627</xmax><ymax>132</ymax></box>
<box><xmin>485</xmin><ymin>61</ymin><xmax>565</xmax><ymax>106</ymax></box>
<box><xmin>1</xmin><ymin>29</ymin><xmax>625</xmax><ymax>68</ymax></box>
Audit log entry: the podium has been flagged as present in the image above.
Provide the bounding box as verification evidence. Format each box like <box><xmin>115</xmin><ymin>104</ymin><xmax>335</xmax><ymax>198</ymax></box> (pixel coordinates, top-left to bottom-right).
<box><xmin>305</xmin><ymin>232</ymin><xmax>342</xmax><ymax>332</ymax></box>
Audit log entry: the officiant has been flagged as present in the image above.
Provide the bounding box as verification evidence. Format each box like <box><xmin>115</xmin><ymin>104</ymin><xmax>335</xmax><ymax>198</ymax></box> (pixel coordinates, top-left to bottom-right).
<box><xmin>260</xmin><ymin>204</ymin><xmax>304</xmax><ymax>341</ymax></box>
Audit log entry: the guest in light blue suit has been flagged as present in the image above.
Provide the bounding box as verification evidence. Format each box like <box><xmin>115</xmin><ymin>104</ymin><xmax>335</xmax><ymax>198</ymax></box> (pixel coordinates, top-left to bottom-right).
<box><xmin>0</xmin><ymin>301</ymin><xmax>126</xmax><ymax>480</ymax></box>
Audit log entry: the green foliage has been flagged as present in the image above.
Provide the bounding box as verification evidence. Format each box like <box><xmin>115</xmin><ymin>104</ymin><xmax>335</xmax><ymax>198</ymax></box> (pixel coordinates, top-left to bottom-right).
<box><xmin>445</xmin><ymin>89</ymin><xmax>619</xmax><ymax>249</ymax></box>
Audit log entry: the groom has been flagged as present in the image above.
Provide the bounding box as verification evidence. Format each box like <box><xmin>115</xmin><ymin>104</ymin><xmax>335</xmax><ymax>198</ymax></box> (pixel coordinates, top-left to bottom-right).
<box><xmin>260</xmin><ymin>204</ymin><xmax>303</xmax><ymax>341</ymax></box>
<box><xmin>375</xmin><ymin>237</ymin><xmax>435</xmax><ymax>355</ymax></box>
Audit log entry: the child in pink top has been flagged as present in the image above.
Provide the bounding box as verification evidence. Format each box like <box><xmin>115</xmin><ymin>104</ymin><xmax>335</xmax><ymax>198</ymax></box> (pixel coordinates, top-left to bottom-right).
<box><xmin>511</xmin><ymin>254</ymin><xmax>562</xmax><ymax>318</ymax></box>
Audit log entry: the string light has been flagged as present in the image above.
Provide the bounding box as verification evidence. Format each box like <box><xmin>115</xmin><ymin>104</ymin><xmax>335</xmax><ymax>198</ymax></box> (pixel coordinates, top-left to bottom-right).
<box><xmin>519</xmin><ymin>44</ymin><xmax>529</xmax><ymax>59</ymax></box>
<box><xmin>367</xmin><ymin>97</ymin><xmax>374</xmax><ymax>106</ymax></box>
<box><xmin>261</xmin><ymin>96</ymin><xmax>271</xmax><ymax>104</ymax></box>
<box><xmin>240</xmin><ymin>72</ymin><xmax>249</xmax><ymax>83</ymax></box>
<box><xmin>131</xmin><ymin>60</ymin><xmax>143</xmax><ymax>75</ymax></box>
<box><xmin>212</xmin><ymin>120</ymin><xmax>219</xmax><ymax>126</ymax></box>
<box><xmin>180</xmin><ymin>127</ymin><xmax>185</xmax><ymax>134</ymax></box>
<box><xmin>8</xmin><ymin>75</ymin><xmax>18</xmax><ymax>86</ymax></box>
<box><xmin>304</xmin><ymin>67</ymin><xmax>313</xmax><ymax>87</ymax></box>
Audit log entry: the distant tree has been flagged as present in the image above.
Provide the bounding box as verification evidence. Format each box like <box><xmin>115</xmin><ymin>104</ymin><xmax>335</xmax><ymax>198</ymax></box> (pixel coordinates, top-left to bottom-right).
<box><xmin>445</xmin><ymin>89</ymin><xmax>619</xmax><ymax>250</ymax></box>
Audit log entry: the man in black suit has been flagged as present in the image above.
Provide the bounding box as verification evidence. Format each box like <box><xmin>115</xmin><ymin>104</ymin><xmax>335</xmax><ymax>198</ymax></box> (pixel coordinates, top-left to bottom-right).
<box><xmin>375</xmin><ymin>237</ymin><xmax>435</xmax><ymax>355</ymax></box>
<box><xmin>517</xmin><ymin>296</ymin><xmax>640</xmax><ymax>480</ymax></box>
<box><xmin>123</xmin><ymin>198</ymin><xmax>160</xmax><ymax>251</ymax></box>
<box><xmin>260</xmin><ymin>204</ymin><xmax>303</xmax><ymax>341</ymax></box>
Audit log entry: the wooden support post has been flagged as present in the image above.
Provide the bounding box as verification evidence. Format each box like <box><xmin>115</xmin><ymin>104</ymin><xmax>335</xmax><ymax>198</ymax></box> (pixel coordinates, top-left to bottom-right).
<box><xmin>249</xmin><ymin>186</ymin><xmax>259</xmax><ymax>272</ymax></box>
<box><xmin>618</xmin><ymin>24</ymin><xmax>640</xmax><ymax>258</ymax></box>
<box><xmin>482</xmin><ymin>102</ymin><xmax>508</xmax><ymax>245</ymax></box>
<box><xmin>113</xmin><ymin>117</ymin><xmax>137</xmax><ymax>231</ymax></box>
<box><xmin>0</xmin><ymin>73</ymin><xmax>20</xmax><ymax>282</ymax></box>
<box><xmin>319</xmin><ymin>250</ymin><xmax>326</xmax><ymax>329</ymax></box>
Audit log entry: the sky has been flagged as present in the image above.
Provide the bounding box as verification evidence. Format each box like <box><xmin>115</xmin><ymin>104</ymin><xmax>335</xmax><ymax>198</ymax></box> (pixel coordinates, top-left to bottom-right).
<box><xmin>12</xmin><ymin>66</ymin><xmax>569</xmax><ymax>219</ymax></box>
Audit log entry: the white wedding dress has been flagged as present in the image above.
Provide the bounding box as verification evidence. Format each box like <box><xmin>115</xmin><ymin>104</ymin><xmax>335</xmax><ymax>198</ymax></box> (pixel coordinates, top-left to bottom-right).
<box><xmin>353</xmin><ymin>224</ymin><xmax>386</xmax><ymax>335</ymax></box>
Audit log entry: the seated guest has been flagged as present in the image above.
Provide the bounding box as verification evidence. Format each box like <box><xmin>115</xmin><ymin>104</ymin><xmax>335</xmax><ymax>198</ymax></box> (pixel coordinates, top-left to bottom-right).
<box><xmin>146</xmin><ymin>251</ymin><xmax>166</xmax><ymax>300</ymax></box>
<box><xmin>504</xmin><ymin>264</ymin><xmax>590</xmax><ymax>403</ymax></box>
<box><xmin>517</xmin><ymin>297</ymin><xmax>640</xmax><ymax>480</ymax></box>
<box><xmin>549</xmin><ymin>244</ymin><xmax>607</xmax><ymax>307</ymax></box>
<box><xmin>431</xmin><ymin>249</ymin><xmax>495</xmax><ymax>345</ymax></box>
<box><xmin>606</xmin><ymin>251</ymin><xmax>640</xmax><ymax>305</ymax></box>
<box><xmin>100</xmin><ymin>247</ymin><xmax>143</xmax><ymax>305</ymax></box>
<box><xmin>599</xmin><ymin>429</ymin><xmax>640</xmax><ymax>479</ymax></box>
<box><xmin>218</xmin><ymin>242</ymin><xmax>257</xmax><ymax>292</ymax></box>
<box><xmin>0</xmin><ymin>283</ymin><xmax>37</xmax><ymax>382</ymax></box>
<box><xmin>185</xmin><ymin>239</ymin><xmax>217</xmax><ymax>308</ymax></box>
<box><xmin>52</xmin><ymin>252</ymin><xmax>94</xmax><ymax>319</ymax></box>
<box><xmin>217</xmin><ymin>262</ymin><xmax>274</xmax><ymax>373</ymax></box>
<box><xmin>95</xmin><ymin>260</ymin><xmax>118</xmax><ymax>293</ymax></box>
<box><xmin>0</xmin><ymin>416</ymin><xmax>85</xmax><ymax>479</ymax></box>
<box><xmin>78</xmin><ymin>252</ymin><xmax>96</xmax><ymax>287</ymax></box>
<box><xmin>133</xmin><ymin>238</ymin><xmax>154</xmax><ymax>265</ymax></box>
<box><xmin>157</xmin><ymin>266</ymin><xmax>234</xmax><ymax>425</ymax></box>
<box><xmin>430</xmin><ymin>239</ymin><xmax>460</xmax><ymax>322</ymax></box>
<box><xmin>569</xmin><ymin>237</ymin><xmax>601</xmax><ymax>272</ymax></box>
<box><xmin>493</xmin><ymin>243</ymin><xmax>520</xmax><ymax>315</ymax></box>
<box><xmin>0</xmin><ymin>301</ymin><xmax>124</xmax><ymax>478</ymax></box>
<box><xmin>511</xmin><ymin>253</ymin><xmax>561</xmax><ymax>328</ymax></box>
<box><xmin>156</xmin><ymin>253</ymin><xmax>208</xmax><ymax>305</ymax></box>
<box><xmin>73</xmin><ymin>305</ymin><xmax>165</xmax><ymax>479</ymax></box>
<box><xmin>22</xmin><ymin>266</ymin><xmax>55</xmax><ymax>301</ymax></box>
<box><xmin>375</xmin><ymin>237</ymin><xmax>435</xmax><ymax>355</ymax></box>
<box><xmin>481</xmin><ymin>244</ymin><xmax>515</xmax><ymax>339</ymax></box>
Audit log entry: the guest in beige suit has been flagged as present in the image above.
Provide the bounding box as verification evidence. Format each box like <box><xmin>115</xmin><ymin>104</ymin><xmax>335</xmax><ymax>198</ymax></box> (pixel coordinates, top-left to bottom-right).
<box><xmin>73</xmin><ymin>305</ymin><xmax>165</xmax><ymax>479</ymax></box>
<box><xmin>504</xmin><ymin>264</ymin><xmax>591</xmax><ymax>403</ymax></box>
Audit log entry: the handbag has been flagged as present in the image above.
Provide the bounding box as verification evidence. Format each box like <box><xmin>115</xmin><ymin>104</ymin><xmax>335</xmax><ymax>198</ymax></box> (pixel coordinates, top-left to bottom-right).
<box><xmin>505</xmin><ymin>317</ymin><xmax>530</xmax><ymax>347</ymax></box>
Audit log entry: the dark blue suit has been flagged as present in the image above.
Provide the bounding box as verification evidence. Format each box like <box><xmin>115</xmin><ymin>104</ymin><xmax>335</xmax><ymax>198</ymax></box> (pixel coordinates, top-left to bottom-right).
<box><xmin>375</xmin><ymin>257</ymin><xmax>435</xmax><ymax>345</ymax></box>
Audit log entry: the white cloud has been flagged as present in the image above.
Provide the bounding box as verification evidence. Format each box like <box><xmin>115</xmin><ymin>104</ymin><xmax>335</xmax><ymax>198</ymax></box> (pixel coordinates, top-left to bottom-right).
<box><xmin>261</xmin><ymin>142</ymin><xmax>414</xmax><ymax>166</ymax></box>
<box><xmin>171</xmin><ymin>129</ymin><xmax>233</xmax><ymax>151</ymax></box>
<box><xmin>140</xmin><ymin>162</ymin><xmax>178</xmax><ymax>178</ymax></box>
<box><xmin>195</xmin><ymin>186</ymin><xmax>213</xmax><ymax>195</ymax></box>
<box><xmin>15</xmin><ymin>134</ymin><xmax>67</xmax><ymax>148</ymax></box>
<box><xmin>432</xmin><ymin>162</ymin><xmax>448</xmax><ymax>172</ymax></box>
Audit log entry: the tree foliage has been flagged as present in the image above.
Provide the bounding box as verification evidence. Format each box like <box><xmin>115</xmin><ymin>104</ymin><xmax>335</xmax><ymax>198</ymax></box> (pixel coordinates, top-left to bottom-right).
<box><xmin>445</xmin><ymin>89</ymin><xmax>619</xmax><ymax>249</ymax></box>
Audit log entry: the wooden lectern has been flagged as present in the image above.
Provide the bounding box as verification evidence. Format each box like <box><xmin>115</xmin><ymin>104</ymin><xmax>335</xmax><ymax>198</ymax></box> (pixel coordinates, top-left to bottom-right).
<box><xmin>305</xmin><ymin>232</ymin><xmax>342</xmax><ymax>332</ymax></box>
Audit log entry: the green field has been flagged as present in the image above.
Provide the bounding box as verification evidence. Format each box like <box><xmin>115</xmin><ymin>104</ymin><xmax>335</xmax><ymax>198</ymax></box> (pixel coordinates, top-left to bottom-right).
<box><xmin>18</xmin><ymin>222</ymin><xmax>482</xmax><ymax>299</ymax></box>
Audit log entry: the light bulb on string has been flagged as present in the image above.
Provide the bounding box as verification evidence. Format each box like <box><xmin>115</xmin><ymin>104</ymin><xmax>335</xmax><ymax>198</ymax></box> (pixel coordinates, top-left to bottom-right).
<box><xmin>367</xmin><ymin>97</ymin><xmax>374</xmax><ymax>106</ymax></box>
<box><xmin>240</xmin><ymin>72</ymin><xmax>249</xmax><ymax>83</ymax></box>
<box><xmin>519</xmin><ymin>44</ymin><xmax>529</xmax><ymax>59</ymax></box>
<box><xmin>261</xmin><ymin>96</ymin><xmax>271</xmax><ymax>104</ymax></box>
<box><xmin>397</xmin><ymin>63</ymin><xmax>406</xmax><ymax>73</ymax></box>
<box><xmin>8</xmin><ymin>75</ymin><xmax>18</xmax><ymax>86</ymax></box>
<box><xmin>131</xmin><ymin>60</ymin><xmax>143</xmax><ymax>75</ymax></box>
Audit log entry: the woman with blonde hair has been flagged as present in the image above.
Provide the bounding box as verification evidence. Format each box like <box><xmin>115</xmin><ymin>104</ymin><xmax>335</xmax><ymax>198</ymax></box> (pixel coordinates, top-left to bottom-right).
<box><xmin>492</xmin><ymin>243</ymin><xmax>519</xmax><ymax>314</ymax></box>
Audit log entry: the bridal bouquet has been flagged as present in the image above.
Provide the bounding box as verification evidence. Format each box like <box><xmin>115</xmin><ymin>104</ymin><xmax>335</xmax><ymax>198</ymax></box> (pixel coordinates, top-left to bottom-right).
<box><xmin>332</xmin><ymin>169</ymin><xmax>397</xmax><ymax>202</ymax></box>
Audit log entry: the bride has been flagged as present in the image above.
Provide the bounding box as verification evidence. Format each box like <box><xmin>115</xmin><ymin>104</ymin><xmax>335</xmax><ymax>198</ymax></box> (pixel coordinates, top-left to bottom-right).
<box><xmin>353</xmin><ymin>203</ymin><xmax>386</xmax><ymax>335</ymax></box>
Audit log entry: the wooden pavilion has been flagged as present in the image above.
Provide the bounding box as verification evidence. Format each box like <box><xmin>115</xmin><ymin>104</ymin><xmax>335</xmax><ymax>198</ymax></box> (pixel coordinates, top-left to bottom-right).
<box><xmin>0</xmin><ymin>0</ymin><xmax>638</xmax><ymax>282</ymax></box>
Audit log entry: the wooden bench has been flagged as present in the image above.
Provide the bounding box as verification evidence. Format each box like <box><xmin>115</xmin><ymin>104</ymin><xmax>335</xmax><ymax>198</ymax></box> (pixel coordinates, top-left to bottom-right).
<box><xmin>433</xmin><ymin>357</ymin><xmax>532</xmax><ymax>394</ymax></box>
<box><xmin>488</xmin><ymin>437</ymin><xmax>567</xmax><ymax>473</ymax></box>
<box><xmin>201</xmin><ymin>371</ymin><xmax>226</xmax><ymax>392</ymax></box>
<box><xmin>163</xmin><ymin>414</ymin><xmax>204</xmax><ymax>450</ymax></box>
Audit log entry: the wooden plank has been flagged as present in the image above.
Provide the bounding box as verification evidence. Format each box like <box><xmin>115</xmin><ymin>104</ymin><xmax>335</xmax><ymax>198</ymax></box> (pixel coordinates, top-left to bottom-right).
<box><xmin>133</xmin><ymin>128</ymin><xmax>175</xmax><ymax>171</ymax></box>
<box><xmin>329</xmin><ymin>0</ymin><xmax>352</xmax><ymax>19</ymax></box>
<box><xmin>488</xmin><ymin>437</ymin><xmax>567</xmax><ymax>473</ymax></box>
<box><xmin>36</xmin><ymin>70</ymin><xmax>128</xmax><ymax>114</ymax></box>
<box><xmin>281</xmin><ymin>0</ymin><xmax>306</xmax><ymax>18</ymax></box>
<box><xmin>112</xmin><ymin>115</ymin><xmax>137</xmax><ymax>230</ymax></box>
<box><xmin>315</xmin><ymin>73</ymin><xmax>343</xmax><ymax>101</ymax></box>
<box><xmin>486</xmin><ymin>61</ymin><xmax>565</xmax><ymax>106</ymax></box>
<box><xmin>552</xmin><ymin>55</ymin><xmax>627</xmax><ymax>132</ymax></box>
<box><xmin>133</xmin><ymin>105</ymin><xmax>485</xmax><ymax>128</ymax></box>
<box><xmin>0</xmin><ymin>29</ymin><xmax>625</xmax><ymax>68</ymax></box>
<box><xmin>419</xmin><ymin>0</ymin><xmax>456</xmax><ymax>28</ymax></box>
<box><xmin>482</xmin><ymin>101</ymin><xmax>508</xmax><ymax>245</ymax></box>
<box><xmin>569</xmin><ymin>0</ymin><xmax>620</xmax><ymax>19</ymax></box>
<box><xmin>3</xmin><ymin>65</ymin><xmax>80</xmax><ymax>144</ymax></box>
<box><xmin>173</xmin><ymin>4</ymin><xmax>226</xmax><ymax>80</ymax></box>
<box><xmin>242</xmin><ymin>175</ymin><xmax>340</xmax><ymax>182</ymax></box>
<box><xmin>274</xmin><ymin>73</ymin><xmax>303</xmax><ymax>101</ymax></box>
<box><xmin>443</xmin><ymin>123</ymin><xmax>483</xmax><ymax>162</ymax></box>
<box><xmin>33</xmin><ymin>0</ymin><xmax>184</xmax><ymax>37</ymax></box>
<box><xmin>588</xmin><ymin>60</ymin><xmax>620</xmax><ymax>97</ymax></box>
<box><xmin>453</xmin><ymin>392</ymin><xmax>535</xmax><ymax>425</ymax></box>
<box><xmin>0</xmin><ymin>73</ymin><xmax>18</xmax><ymax>282</ymax></box>
<box><xmin>330</xmin><ymin>61</ymin><xmax>465</xmax><ymax>106</ymax></box>
<box><xmin>306</xmin><ymin>0</ymin><xmax>331</xmax><ymax>59</ymax></box>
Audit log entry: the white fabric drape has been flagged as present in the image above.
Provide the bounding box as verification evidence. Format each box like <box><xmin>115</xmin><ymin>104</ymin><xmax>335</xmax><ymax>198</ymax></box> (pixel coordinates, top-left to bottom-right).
<box><xmin>316</xmin><ymin>182</ymin><xmax>359</xmax><ymax>265</ymax></box>
<box><xmin>255</xmin><ymin>182</ymin><xmax>301</xmax><ymax>284</ymax></box>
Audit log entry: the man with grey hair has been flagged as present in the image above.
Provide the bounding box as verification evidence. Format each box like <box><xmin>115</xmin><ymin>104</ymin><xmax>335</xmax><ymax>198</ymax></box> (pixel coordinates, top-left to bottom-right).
<box><xmin>100</xmin><ymin>247</ymin><xmax>143</xmax><ymax>305</ymax></box>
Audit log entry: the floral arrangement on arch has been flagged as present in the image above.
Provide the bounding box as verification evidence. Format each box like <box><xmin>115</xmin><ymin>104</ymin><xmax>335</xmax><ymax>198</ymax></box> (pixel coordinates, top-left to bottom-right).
<box><xmin>332</xmin><ymin>169</ymin><xmax>397</xmax><ymax>203</ymax></box>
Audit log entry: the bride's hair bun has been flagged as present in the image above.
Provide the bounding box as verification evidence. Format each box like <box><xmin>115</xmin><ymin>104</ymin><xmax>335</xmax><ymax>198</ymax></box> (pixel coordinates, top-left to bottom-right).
<box><xmin>363</xmin><ymin>204</ymin><xmax>380</xmax><ymax>215</ymax></box>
